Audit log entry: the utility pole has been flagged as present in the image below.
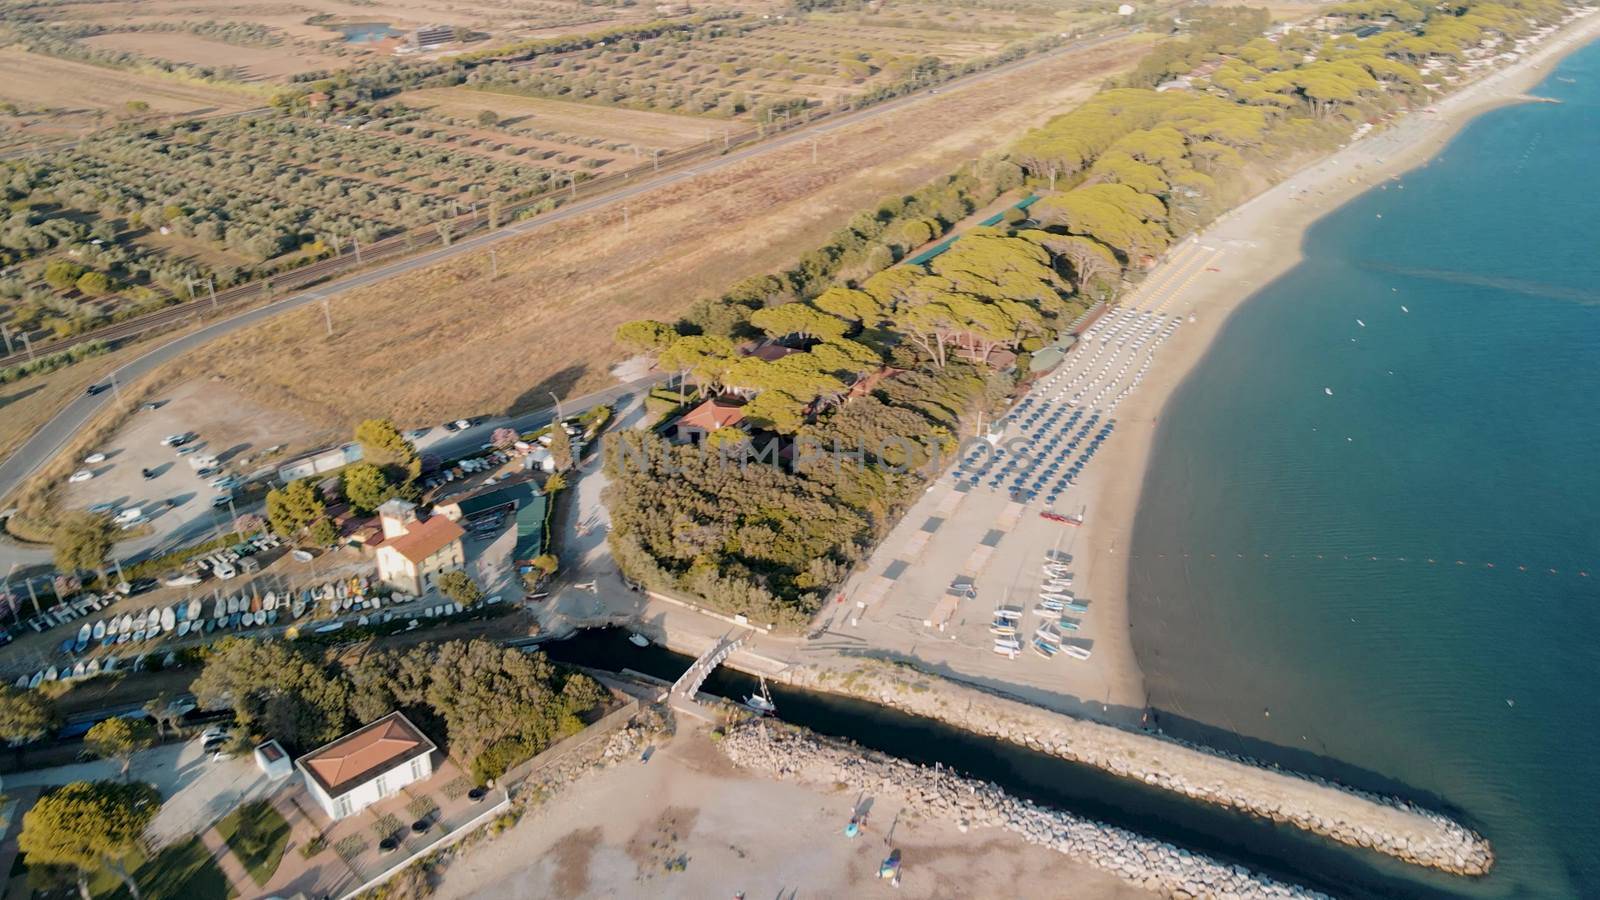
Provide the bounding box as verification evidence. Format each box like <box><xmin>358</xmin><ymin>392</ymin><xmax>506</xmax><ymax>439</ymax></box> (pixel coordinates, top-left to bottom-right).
<box><xmin>0</xmin><ymin>323</ymin><xmax>11</xmax><ymax>356</ymax></box>
<box><xmin>652</xmin><ymin>149</ymin><xmax>661</xmax><ymax>172</ymax></box>
<box><xmin>321</xmin><ymin>297</ymin><xmax>333</xmax><ymax>336</ymax></box>
<box><xmin>549</xmin><ymin>392</ymin><xmax>564</xmax><ymax>423</ymax></box>
<box><xmin>723</xmin><ymin>129</ymin><xmax>730</xmax><ymax>151</ymax></box>
<box><xmin>21</xmin><ymin>331</ymin><xmax>34</xmax><ymax>363</ymax></box>
<box><xmin>569</xmin><ymin>174</ymin><xmax>577</xmax><ymax>200</ymax></box>
<box><xmin>489</xmin><ymin>248</ymin><xmax>498</xmax><ymax>278</ymax></box>
<box><xmin>208</xmin><ymin>278</ymin><xmax>219</xmax><ymax>312</ymax></box>
<box><xmin>354</xmin><ymin>234</ymin><xmax>363</xmax><ymax>265</ymax></box>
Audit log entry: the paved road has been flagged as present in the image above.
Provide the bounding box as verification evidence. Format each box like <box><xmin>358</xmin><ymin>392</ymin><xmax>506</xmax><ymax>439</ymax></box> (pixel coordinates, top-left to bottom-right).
<box><xmin>0</xmin><ymin>30</ymin><xmax>1124</xmax><ymax>538</ymax></box>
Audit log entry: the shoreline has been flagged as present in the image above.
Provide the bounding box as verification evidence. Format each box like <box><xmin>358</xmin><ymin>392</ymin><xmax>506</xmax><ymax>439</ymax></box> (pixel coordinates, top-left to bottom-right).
<box><xmin>1086</xmin><ymin>7</ymin><xmax>1600</xmax><ymax>705</ymax></box>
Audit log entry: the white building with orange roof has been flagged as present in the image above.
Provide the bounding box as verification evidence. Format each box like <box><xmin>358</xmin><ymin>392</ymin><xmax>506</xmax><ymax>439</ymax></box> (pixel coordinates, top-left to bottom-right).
<box><xmin>295</xmin><ymin>711</ymin><xmax>438</xmax><ymax>820</ymax></box>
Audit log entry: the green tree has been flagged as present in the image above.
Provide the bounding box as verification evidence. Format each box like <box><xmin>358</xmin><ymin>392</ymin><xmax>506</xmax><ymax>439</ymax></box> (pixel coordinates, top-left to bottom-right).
<box><xmin>548</xmin><ymin>424</ymin><xmax>574</xmax><ymax>472</ymax></box>
<box><xmin>265</xmin><ymin>479</ymin><xmax>327</xmax><ymax>539</ymax></box>
<box><xmin>543</xmin><ymin>472</ymin><xmax>567</xmax><ymax>493</ymax></box>
<box><xmin>613</xmin><ymin>319</ymin><xmax>678</xmax><ymax>355</ymax></box>
<box><xmin>435</xmin><ymin>570</ymin><xmax>483</xmax><ymax>607</ymax></box>
<box><xmin>142</xmin><ymin>693</ymin><xmax>182</xmax><ymax>740</ymax></box>
<box><xmin>84</xmin><ymin>717</ymin><xmax>156</xmax><ymax>778</ymax></box>
<box><xmin>52</xmin><ymin>512</ymin><xmax>115</xmax><ymax>582</ymax></box>
<box><xmin>43</xmin><ymin>261</ymin><xmax>86</xmax><ymax>291</ymax></box>
<box><xmin>0</xmin><ymin>684</ymin><xmax>57</xmax><ymax>744</ymax></box>
<box><xmin>18</xmin><ymin>780</ymin><xmax>158</xmax><ymax>900</ymax></box>
<box><xmin>342</xmin><ymin>462</ymin><xmax>401</xmax><ymax>515</ymax></box>
<box><xmin>74</xmin><ymin>272</ymin><xmax>112</xmax><ymax>296</ymax></box>
<box><xmin>354</xmin><ymin>418</ymin><xmax>419</xmax><ymax>479</ymax></box>
<box><xmin>192</xmin><ymin>638</ymin><xmax>350</xmax><ymax>749</ymax></box>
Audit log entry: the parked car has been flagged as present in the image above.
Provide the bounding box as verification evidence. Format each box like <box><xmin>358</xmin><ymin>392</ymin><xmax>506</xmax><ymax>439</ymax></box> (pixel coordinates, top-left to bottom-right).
<box><xmin>84</xmin><ymin>383</ymin><xmax>110</xmax><ymax>396</ymax></box>
<box><xmin>114</xmin><ymin>507</ymin><xmax>143</xmax><ymax>524</ymax></box>
<box><xmin>160</xmin><ymin>432</ymin><xmax>194</xmax><ymax>447</ymax></box>
<box><xmin>211</xmin><ymin>494</ymin><xmax>233</xmax><ymax>509</ymax></box>
<box><xmin>141</xmin><ymin>467</ymin><xmax>158</xmax><ymax>480</ymax></box>
<box><xmin>68</xmin><ymin>469</ymin><xmax>93</xmax><ymax>483</ymax></box>
<box><xmin>113</xmin><ymin>578</ymin><xmax>158</xmax><ymax>597</ymax></box>
<box><xmin>87</xmin><ymin>502</ymin><xmax>119</xmax><ymax>514</ymax></box>
<box><xmin>407</xmin><ymin>427</ymin><xmax>431</xmax><ymax>440</ymax></box>
<box><xmin>176</xmin><ymin>445</ymin><xmax>200</xmax><ymax>456</ymax></box>
<box><xmin>82</xmin><ymin>452</ymin><xmax>106</xmax><ymax>464</ymax></box>
<box><xmin>162</xmin><ymin>572</ymin><xmax>202</xmax><ymax>587</ymax></box>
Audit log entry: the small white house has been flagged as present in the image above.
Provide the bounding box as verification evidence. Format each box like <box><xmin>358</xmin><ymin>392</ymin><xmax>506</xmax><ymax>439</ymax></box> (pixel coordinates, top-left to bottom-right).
<box><xmin>254</xmin><ymin>740</ymin><xmax>294</xmax><ymax>781</ymax></box>
<box><xmin>295</xmin><ymin>712</ymin><xmax>437</xmax><ymax>821</ymax></box>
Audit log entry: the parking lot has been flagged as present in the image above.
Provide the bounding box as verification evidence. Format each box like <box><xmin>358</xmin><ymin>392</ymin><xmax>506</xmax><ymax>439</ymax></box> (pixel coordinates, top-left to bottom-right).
<box><xmin>59</xmin><ymin>380</ymin><xmax>321</xmax><ymax>556</ymax></box>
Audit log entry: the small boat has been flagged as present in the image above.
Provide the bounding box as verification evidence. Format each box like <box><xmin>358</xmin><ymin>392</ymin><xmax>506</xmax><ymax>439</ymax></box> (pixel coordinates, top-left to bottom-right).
<box><xmin>132</xmin><ymin>629</ymin><xmax>146</xmax><ymax>642</ymax></box>
<box><xmin>1039</xmin><ymin>593</ymin><xmax>1074</xmax><ymax>604</ymax></box>
<box><xmin>1034</xmin><ymin>603</ymin><xmax>1063</xmax><ymax>617</ymax></box>
<box><xmin>211</xmin><ymin>599</ymin><xmax>224</xmax><ymax>618</ymax></box>
<box><xmin>357</xmin><ymin>614</ymin><xmax>369</xmax><ymax>627</ymax></box>
<box><xmin>993</xmin><ymin>636</ymin><xmax>1021</xmax><ymax>652</ymax></box>
<box><xmin>71</xmin><ymin>661</ymin><xmax>87</xmax><ymax>678</ymax></box>
<box><xmin>187</xmin><ymin>598</ymin><xmax>202</xmax><ymax>620</ymax></box>
<box><xmin>1062</xmin><ymin>644</ymin><xmax>1092</xmax><ymax>661</ymax></box>
<box><xmin>162</xmin><ymin>653</ymin><xmax>176</xmax><ymax>668</ymax></box>
<box><xmin>77</xmin><ymin>623</ymin><xmax>92</xmax><ymax>645</ymax></box>
<box><xmin>1324</xmin><ymin>387</ymin><xmax>1334</xmax><ymax>396</ymax></box>
<box><xmin>255</xmin><ymin>610</ymin><xmax>266</xmax><ymax>626</ymax></box>
<box><xmin>85</xmin><ymin>658</ymin><xmax>101</xmax><ymax>676</ymax></box>
<box><xmin>227</xmin><ymin>612</ymin><xmax>240</xmax><ymax>628</ymax></box>
<box><xmin>264</xmin><ymin>592</ymin><xmax>277</xmax><ymax>611</ymax></box>
<box><xmin>44</xmin><ymin>667</ymin><xmax>58</xmax><ymax>682</ymax></box>
<box><xmin>291</xmin><ymin>600</ymin><xmax>305</xmax><ymax>619</ymax></box>
<box><xmin>627</xmin><ymin>633</ymin><xmax>650</xmax><ymax>647</ymax></box>
<box><xmin>105</xmin><ymin>617</ymin><xmax>120</xmax><ymax>636</ymax></box>
<box><xmin>204</xmin><ymin>619</ymin><xmax>215</xmax><ymax>633</ymax></box>
<box><xmin>13</xmin><ymin>675</ymin><xmax>29</xmax><ymax>689</ymax></box>
<box><xmin>1032</xmin><ymin>637</ymin><xmax>1059</xmax><ymax>658</ymax></box>
<box><xmin>116</xmin><ymin>633</ymin><xmax>129</xmax><ymax>644</ymax></box>
<box><xmin>1057</xmin><ymin>618</ymin><xmax>1080</xmax><ymax>632</ymax></box>
<box><xmin>314</xmin><ymin>621</ymin><xmax>344</xmax><ymax>633</ymax></box>
<box><xmin>28</xmin><ymin>671</ymin><xmax>42</xmax><ymax>689</ymax></box>
<box><xmin>1356</xmin><ymin>319</ymin><xmax>1366</xmax><ymax>327</ymax></box>
<box><xmin>744</xmin><ymin>676</ymin><xmax>777</xmax><ymax>715</ymax></box>
<box><xmin>1064</xmin><ymin>601</ymin><xmax>1089</xmax><ymax>613</ymax></box>
<box><xmin>266</xmin><ymin>609</ymin><xmax>278</xmax><ymax>625</ymax></box>
<box><xmin>160</xmin><ymin>607</ymin><xmax>176</xmax><ymax>631</ymax></box>
<box><xmin>177</xmin><ymin>621</ymin><xmax>191</xmax><ymax>637</ymax></box>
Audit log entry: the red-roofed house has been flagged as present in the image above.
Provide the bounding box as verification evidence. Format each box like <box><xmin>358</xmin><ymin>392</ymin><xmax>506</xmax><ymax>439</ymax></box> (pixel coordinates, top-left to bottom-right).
<box><xmin>673</xmin><ymin>397</ymin><xmax>747</xmax><ymax>444</ymax></box>
<box><xmin>374</xmin><ymin>499</ymin><xmax>465</xmax><ymax>595</ymax></box>
<box><xmin>296</xmin><ymin>712</ymin><xmax>437</xmax><ymax>820</ymax></box>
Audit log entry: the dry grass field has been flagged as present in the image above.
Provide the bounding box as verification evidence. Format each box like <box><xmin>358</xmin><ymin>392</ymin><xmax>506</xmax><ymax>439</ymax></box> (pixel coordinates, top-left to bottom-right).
<box><xmin>80</xmin><ymin>31</ymin><xmax>348</xmax><ymax>82</ymax></box>
<box><xmin>403</xmin><ymin>87</ymin><xmax>716</xmax><ymax>149</ymax></box>
<box><xmin>0</xmin><ymin>48</ymin><xmax>253</xmax><ymax>121</ymax></box>
<box><xmin>149</xmin><ymin>37</ymin><xmax>1147</xmax><ymax>434</ymax></box>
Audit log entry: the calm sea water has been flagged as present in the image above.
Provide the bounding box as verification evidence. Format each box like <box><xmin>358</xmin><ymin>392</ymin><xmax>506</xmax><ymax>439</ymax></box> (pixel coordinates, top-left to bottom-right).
<box><xmin>1129</xmin><ymin>39</ymin><xmax>1600</xmax><ymax>899</ymax></box>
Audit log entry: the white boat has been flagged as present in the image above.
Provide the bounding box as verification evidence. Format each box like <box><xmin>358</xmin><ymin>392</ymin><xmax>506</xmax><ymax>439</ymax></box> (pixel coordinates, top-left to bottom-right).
<box><xmin>85</xmin><ymin>659</ymin><xmax>101</xmax><ymax>676</ymax></box>
<box><xmin>177</xmin><ymin>621</ymin><xmax>191</xmax><ymax>637</ymax></box>
<box><xmin>1039</xmin><ymin>592</ymin><xmax>1074</xmax><ymax>603</ymax></box>
<box><xmin>992</xmin><ymin>636</ymin><xmax>1021</xmax><ymax>652</ymax></box>
<box><xmin>160</xmin><ymin>607</ymin><xmax>176</xmax><ymax>631</ymax></box>
<box><xmin>105</xmin><ymin>616</ymin><xmax>120</xmax><ymax>636</ymax></box>
<box><xmin>745</xmin><ymin>676</ymin><xmax>777</xmax><ymax>715</ymax></box>
<box><xmin>291</xmin><ymin>600</ymin><xmax>305</xmax><ymax>619</ymax></box>
<box><xmin>187</xmin><ymin>598</ymin><xmax>202</xmax><ymax>621</ymax></box>
<box><xmin>77</xmin><ymin>623</ymin><xmax>92</xmax><ymax>644</ymax></box>
<box><xmin>357</xmin><ymin>614</ymin><xmax>369</xmax><ymax>627</ymax></box>
<box><xmin>255</xmin><ymin>610</ymin><xmax>267</xmax><ymax>626</ymax></box>
<box><xmin>132</xmin><ymin>629</ymin><xmax>145</xmax><ymax>642</ymax></box>
<box><xmin>225</xmin><ymin>595</ymin><xmax>238</xmax><ymax>614</ymax></box>
<box><xmin>1034</xmin><ymin>603</ymin><xmax>1063</xmax><ymax>617</ymax></box>
<box><xmin>314</xmin><ymin>621</ymin><xmax>344</xmax><ymax>633</ymax></box>
<box><xmin>627</xmin><ymin>633</ymin><xmax>650</xmax><ymax>648</ymax></box>
<box><xmin>102</xmin><ymin>656</ymin><xmax>118</xmax><ymax>672</ymax></box>
<box><xmin>13</xmin><ymin>675</ymin><xmax>28</xmax><ymax>689</ymax></box>
<box><xmin>266</xmin><ymin>609</ymin><xmax>277</xmax><ymax>625</ymax></box>
<box><xmin>44</xmin><ymin>667</ymin><xmax>58</xmax><ymax>681</ymax></box>
<box><xmin>264</xmin><ymin>592</ymin><xmax>277</xmax><ymax>611</ymax></box>
<box><xmin>28</xmin><ymin>671</ymin><xmax>42</xmax><ymax>688</ymax></box>
<box><xmin>71</xmin><ymin>661</ymin><xmax>86</xmax><ymax>678</ymax></box>
<box><xmin>1062</xmin><ymin>644</ymin><xmax>1092</xmax><ymax>661</ymax></box>
<box><xmin>211</xmin><ymin>598</ymin><xmax>223</xmax><ymax>618</ymax></box>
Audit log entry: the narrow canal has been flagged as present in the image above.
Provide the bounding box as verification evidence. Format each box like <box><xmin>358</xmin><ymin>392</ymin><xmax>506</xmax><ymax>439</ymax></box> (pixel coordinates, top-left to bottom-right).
<box><xmin>541</xmin><ymin>628</ymin><xmax>1478</xmax><ymax>900</ymax></box>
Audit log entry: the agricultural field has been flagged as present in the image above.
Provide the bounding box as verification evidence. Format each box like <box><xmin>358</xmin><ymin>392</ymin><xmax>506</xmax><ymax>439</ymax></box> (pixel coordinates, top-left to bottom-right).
<box><xmin>456</xmin><ymin>12</ymin><xmax>1075</xmax><ymax>119</ymax></box>
<box><xmin>0</xmin><ymin>107</ymin><xmax>577</xmax><ymax>339</ymax></box>
<box><xmin>402</xmin><ymin>87</ymin><xmax>717</xmax><ymax>150</ymax></box>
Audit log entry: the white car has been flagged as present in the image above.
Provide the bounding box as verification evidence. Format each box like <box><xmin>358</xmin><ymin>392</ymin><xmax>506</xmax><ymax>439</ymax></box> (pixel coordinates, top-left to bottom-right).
<box><xmin>208</xmin><ymin>475</ymin><xmax>238</xmax><ymax>490</ymax></box>
<box><xmin>160</xmin><ymin>432</ymin><xmax>193</xmax><ymax>447</ymax></box>
<box><xmin>291</xmin><ymin>549</ymin><xmax>314</xmax><ymax>563</ymax></box>
<box><xmin>82</xmin><ymin>452</ymin><xmax>106</xmax><ymax>464</ymax></box>
<box><xmin>68</xmin><ymin>469</ymin><xmax>94</xmax><ymax>483</ymax></box>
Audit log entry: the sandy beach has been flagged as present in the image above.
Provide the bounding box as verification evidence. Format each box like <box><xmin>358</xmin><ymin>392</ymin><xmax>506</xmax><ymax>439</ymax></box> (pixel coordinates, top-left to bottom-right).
<box><xmin>1078</xmin><ymin>7</ymin><xmax>1600</xmax><ymax>703</ymax></box>
<box><xmin>432</xmin><ymin>724</ymin><xmax>1149</xmax><ymax>900</ymax></box>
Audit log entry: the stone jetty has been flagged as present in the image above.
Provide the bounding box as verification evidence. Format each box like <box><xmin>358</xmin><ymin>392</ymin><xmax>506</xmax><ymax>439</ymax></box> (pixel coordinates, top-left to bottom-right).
<box><xmin>721</xmin><ymin>721</ymin><xmax>1326</xmax><ymax>899</ymax></box>
<box><xmin>779</xmin><ymin>661</ymin><xmax>1493</xmax><ymax>876</ymax></box>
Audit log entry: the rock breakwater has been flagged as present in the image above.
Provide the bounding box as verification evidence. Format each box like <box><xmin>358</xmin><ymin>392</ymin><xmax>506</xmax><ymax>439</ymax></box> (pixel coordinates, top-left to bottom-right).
<box><xmin>721</xmin><ymin>721</ymin><xmax>1325</xmax><ymax>899</ymax></box>
<box><xmin>779</xmin><ymin>661</ymin><xmax>1493</xmax><ymax>875</ymax></box>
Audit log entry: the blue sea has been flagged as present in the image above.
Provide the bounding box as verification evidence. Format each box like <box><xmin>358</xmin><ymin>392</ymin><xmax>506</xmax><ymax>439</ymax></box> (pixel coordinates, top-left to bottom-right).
<box><xmin>1128</xmin><ymin>38</ymin><xmax>1600</xmax><ymax>899</ymax></box>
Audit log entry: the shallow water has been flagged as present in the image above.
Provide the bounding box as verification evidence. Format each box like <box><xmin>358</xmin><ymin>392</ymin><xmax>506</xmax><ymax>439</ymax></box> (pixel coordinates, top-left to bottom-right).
<box><xmin>1129</xmin><ymin>38</ymin><xmax>1600</xmax><ymax>899</ymax></box>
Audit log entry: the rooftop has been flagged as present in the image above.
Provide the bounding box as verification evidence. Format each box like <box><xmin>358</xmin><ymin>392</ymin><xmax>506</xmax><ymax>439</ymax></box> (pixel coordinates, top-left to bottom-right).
<box><xmin>381</xmin><ymin>512</ymin><xmax>464</xmax><ymax>564</ymax></box>
<box><xmin>296</xmin><ymin>712</ymin><xmax>436</xmax><ymax>799</ymax></box>
<box><xmin>677</xmin><ymin>397</ymin><xmax>747</xmax><ymax>433</ymax></box>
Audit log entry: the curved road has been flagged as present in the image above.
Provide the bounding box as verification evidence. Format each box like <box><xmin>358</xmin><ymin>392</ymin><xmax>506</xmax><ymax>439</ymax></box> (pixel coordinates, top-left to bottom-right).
<box><xmin>0</xmin><ymin>30</ymin><xmax>1124</xmax><ymax>520</ymax></box>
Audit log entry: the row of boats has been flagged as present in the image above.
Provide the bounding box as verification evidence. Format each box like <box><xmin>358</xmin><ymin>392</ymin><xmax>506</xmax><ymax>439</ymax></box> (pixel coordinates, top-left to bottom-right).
<box><xmin>987</xmin><ymin>558</ymin><xmax>1093</xmax><ymax>661</ymax></box>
